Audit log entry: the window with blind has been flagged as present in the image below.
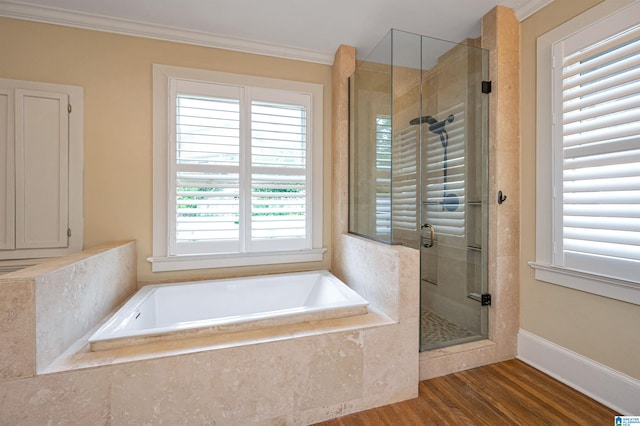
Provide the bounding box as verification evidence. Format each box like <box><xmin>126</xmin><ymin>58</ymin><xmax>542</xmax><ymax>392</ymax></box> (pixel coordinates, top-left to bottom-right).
<box><xmin>555</xmin><ymin>21</ymin><xmax>640</xmax><ymax>283</ymax></box>
<box><xmin>151</xmin><ymin>65</ymin><xmax>324</xmax><ymax>271</ymax></box>
<box><xmin>533</xmin><ymin>1</ymin><xmax>640</xmax><ymax>304</ymax></box>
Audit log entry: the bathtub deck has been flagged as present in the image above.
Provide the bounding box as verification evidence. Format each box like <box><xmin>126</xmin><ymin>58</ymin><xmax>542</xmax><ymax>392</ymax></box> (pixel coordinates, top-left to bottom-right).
<box><xmin>41</xmin><ymin>307</ymin><xmax>394</xmax><ymax>375</ymax></box>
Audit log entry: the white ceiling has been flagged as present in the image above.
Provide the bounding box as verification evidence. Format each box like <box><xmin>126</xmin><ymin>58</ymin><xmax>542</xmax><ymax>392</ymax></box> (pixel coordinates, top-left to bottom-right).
<box><xmin>0</xmin><ymin>0</ymin><xmax>551</xmax><ymax>63</ymax></box>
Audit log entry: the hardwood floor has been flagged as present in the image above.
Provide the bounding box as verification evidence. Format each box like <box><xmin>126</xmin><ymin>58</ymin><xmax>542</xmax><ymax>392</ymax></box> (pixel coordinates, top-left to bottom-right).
<box><xmin>315</xmin><ymin>359</ymin><xmax>618</xmax><ymax>425</ymax></box>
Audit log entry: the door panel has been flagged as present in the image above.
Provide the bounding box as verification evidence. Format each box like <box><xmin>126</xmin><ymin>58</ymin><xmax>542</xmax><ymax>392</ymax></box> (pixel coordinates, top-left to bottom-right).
<box><xmin>15</xmin><ymin>89</ymin><xmax>69</xmax><ymax>249</ymax></box>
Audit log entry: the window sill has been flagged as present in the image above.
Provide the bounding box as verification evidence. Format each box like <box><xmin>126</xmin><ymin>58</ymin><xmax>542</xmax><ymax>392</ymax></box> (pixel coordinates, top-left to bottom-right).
<box><xmin>147</xmin><ymin>248</ymin><xmax>327</xmax><ymax>272</ymax></box>
<box><xmin>528</xmin><ymin>262</ymin><xmax>640</xmax><ymax>306</ymax></box>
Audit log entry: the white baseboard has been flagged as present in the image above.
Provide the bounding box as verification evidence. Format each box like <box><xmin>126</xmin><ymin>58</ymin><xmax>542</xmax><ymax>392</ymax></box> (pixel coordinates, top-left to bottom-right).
<box><xmin>517</xmin><ymin>330</ymin><xmax>640</xmax><ymax>415</ymax></box>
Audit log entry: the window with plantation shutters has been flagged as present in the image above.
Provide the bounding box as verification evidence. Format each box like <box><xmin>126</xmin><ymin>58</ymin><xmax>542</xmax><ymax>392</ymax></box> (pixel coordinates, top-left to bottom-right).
<box><xmin>169</xmin><ymin>79</ymin><xmax>312</xmax><ymax>255</ymax></box>
<box><xmin>151</xmin><ymin>65</ymin><xmax>324</xmax><ymax>271</ymax></box>
<box><xmin>533</xmin><ymin>1</ymin><xmax>640</xmax><ymax>304</ymax></box>
<box><xmin>554</xmin><ymin>16</ymin><xmax>640</xmax><ymax>283</ymax></box>
<box><xmin>250</xmin><ymin>97</ymin><xmax>309</xmax><ymax>251</ymax></box>
<box><xmin>171</xmin><ymin>85</ymin><xmax>241</xmax><ymax>255</ymax></box>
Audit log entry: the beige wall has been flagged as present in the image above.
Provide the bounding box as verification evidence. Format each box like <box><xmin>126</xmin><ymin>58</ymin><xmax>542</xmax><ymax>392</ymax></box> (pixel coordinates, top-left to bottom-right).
<box><xmin>520</xmin><ymin>0</ymin><xmax>640</xmax><ymax>379</ymax></box>
<box><xmin>0</xmin><ymin>18</ymin><xmax>332</xmax><ymax>282</ymax></box>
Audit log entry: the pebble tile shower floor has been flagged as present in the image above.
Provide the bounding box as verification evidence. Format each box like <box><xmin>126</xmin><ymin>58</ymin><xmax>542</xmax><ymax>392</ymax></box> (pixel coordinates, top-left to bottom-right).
<box><xmin>421</xmin><ymin>309</ymin><xmax>480</xmax><ymax>350</ymax></box>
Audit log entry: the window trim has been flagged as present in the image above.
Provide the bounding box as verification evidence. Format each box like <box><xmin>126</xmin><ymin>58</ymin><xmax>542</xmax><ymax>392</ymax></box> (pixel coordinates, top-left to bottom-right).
<box><xmin>531</xmin><ymin>0</ymin><xmax>640</xmax><ymax>305</ymax></box>
<box><xmin>149</xmin><ymin>64</ymin><xmax>324</xmax><ymax>272</ymax></box>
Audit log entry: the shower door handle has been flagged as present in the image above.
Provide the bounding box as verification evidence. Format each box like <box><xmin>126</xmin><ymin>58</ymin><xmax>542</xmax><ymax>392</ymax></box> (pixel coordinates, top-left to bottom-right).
<box><xmin>421</xmin><ymin>223</ymin><xmax>435</xmax><ymax>248</ymax></box>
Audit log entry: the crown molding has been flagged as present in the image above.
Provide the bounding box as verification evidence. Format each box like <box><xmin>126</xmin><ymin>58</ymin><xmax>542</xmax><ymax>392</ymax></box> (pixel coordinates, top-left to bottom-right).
<box><xmin>0</xmin><ymin>0</ymin><xmax>335</xmax><ymax>64</ymax></box>
<box><xmin>514</xmin><ymin>0</ymin><xmax>555</xmax><ymax>21</ymax></box>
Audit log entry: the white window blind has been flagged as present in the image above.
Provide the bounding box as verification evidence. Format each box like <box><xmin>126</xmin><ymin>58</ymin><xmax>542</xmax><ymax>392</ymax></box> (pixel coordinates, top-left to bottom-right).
<box><xmin>169</xmin><ymin>79</ymin><xmax>312</xmax><ymax>256</ymax></box>
<box><xmin>554</xmin><ymin>21</ymin><xmax>640</xmax><ymax>283</ymax></box>
<box><xmin>250</xmin><ymin>99</ymin><xmax>308</xmax><ymax>252</ymax></box>
<box><xmin>174</xmin><ymin>93</ymin><xmax>240</xmax><ymax>255</ymax></box>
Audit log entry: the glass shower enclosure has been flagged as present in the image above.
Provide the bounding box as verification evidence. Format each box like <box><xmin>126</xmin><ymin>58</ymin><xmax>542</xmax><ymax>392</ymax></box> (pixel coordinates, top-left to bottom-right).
<box><xmin>349</xmin><ymin>29</ymin><xmax>489</xmax><ymax>351</ymax></box>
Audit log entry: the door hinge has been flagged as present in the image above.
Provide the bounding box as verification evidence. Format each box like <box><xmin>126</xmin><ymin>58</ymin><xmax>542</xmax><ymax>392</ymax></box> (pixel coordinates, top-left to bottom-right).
<box><xmin>481</xmin><ymin>80</ymin><xmax>492</xmax><ymax>94</ymax></box>
<box><xmin>67</xmin><ymin>228</ymin><xmax>72</xmax><ymax>238</ymax></box>
<box><xmin>481</xmin><ymin>293</ymin><xmax>492</xmax><ymax>306</ymax></box>
<box><xmin>68</xmin><ymin>104</ymin><xmax>72</xmax><ymax>114</ymax></box>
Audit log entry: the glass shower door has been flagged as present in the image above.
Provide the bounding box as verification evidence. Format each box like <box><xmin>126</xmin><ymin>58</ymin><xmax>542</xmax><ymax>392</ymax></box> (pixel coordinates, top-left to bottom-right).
<box><xmin>419</xmin><ymin>38</ymin><xmax>489</xmax><ymax>351</ymax></box>
<box><xmin>347</xmin><ymin>29</ymin><xmax>489</xmax><ymax>352</ymax></box>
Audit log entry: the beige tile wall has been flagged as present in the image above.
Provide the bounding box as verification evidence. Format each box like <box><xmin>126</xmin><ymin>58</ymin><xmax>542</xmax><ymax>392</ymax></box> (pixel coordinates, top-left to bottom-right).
<box><xmin>34</xmin><ymin>242</ymin><xmax>137</xmax><ymax>370</ymax></box>
<box><xmin>0</xmin><ymin>241</ymin><xmax>136</xmax><ymax>380</ymax></box>
<box><xmin>0</xmin><ymin>278</ymin><xmax>35</xmax><ymax>381</ymax></box>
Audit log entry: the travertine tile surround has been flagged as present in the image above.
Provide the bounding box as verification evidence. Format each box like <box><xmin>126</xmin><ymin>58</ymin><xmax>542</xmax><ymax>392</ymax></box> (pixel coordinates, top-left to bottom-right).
<box><xmin>1</xmin><ymin>242</ymin><xmax>418</xmax><ymax>422</ymax></box>
<box><xmin>34</xmin><ymin>242</ymin><xmax>137</xmax><ymax>370</ymax></box>
<box><xmin>0</xmin><ymin>278</ymin><xmax>35</xmax><ymax>381</ymax></box>
<box><xmin>0</xmin><ymin>241</ymin><xmax>136</xmax><ymax>380</ymax></box>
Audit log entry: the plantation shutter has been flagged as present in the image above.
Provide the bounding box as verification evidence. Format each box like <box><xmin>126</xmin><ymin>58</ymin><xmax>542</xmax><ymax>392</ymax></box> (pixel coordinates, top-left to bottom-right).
<box><xmin>171</xmin><ymin>80</ymin><xmax>241</xmax><ymax>255</ymax></box>
<box><xmin>555</xmin><ymin>21</ymin><xmax>640</xmax><ymax>282</ymax></box>
<box><xmin>249</xmin><ymin>90</ymin><xmax>310</xmax><ymax>252</ymax></box>
<box><xmin>169</xmin><ymin>80</ymin><xmax>312</xmax><ymax>255</ymax></box>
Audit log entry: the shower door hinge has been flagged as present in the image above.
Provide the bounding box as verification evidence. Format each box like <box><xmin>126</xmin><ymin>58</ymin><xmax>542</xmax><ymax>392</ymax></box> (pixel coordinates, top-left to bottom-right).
<box><xmin>481</xmin><ymin>81</ymin><xmax>492</xmax><ymax>94</ymax></box>
<box><xmin>481</xmin><ymin>293</ymin><xmax>492</xmax><ymax>306</ymax></box>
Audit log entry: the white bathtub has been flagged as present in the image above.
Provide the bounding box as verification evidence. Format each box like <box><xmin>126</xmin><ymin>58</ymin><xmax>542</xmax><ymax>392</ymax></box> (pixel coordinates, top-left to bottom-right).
<box><xmin>88</xmin><ymin>270</ymin><xmax>368</xmax><ymax>351</ymax></box>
